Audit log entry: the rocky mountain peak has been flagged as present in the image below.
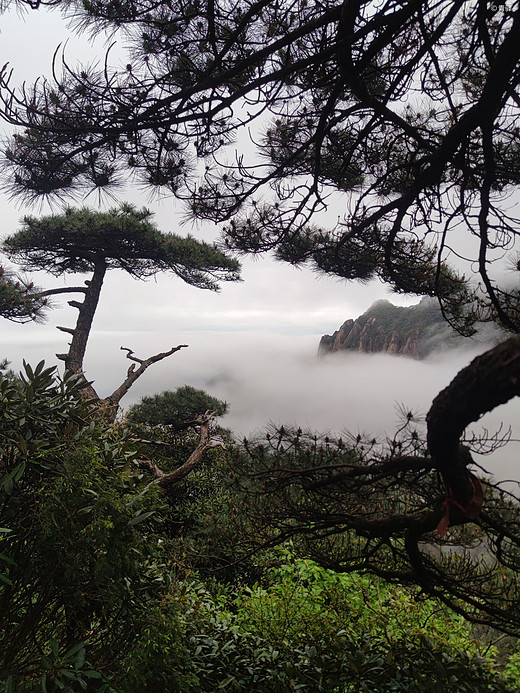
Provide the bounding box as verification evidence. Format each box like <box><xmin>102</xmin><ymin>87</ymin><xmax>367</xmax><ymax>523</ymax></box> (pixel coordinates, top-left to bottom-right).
<box><xmin>318</xmin><ymin>297</ymin><xmax>464</xmax><ymax>359</ymax></box>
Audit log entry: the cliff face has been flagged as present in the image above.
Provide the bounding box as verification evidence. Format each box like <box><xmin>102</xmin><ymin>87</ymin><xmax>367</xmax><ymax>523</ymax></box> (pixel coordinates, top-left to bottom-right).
<box><xmin>318</xmin><ymin>298</ymin><xmax>462</xmax><ymax>359</ymax></box>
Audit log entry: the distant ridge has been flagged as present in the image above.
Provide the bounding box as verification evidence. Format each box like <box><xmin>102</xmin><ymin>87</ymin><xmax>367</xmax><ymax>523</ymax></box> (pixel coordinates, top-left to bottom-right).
<box><xmin>318</xmin><ymin>298</ymin><xmax>468</xmax><ymax>359</ymax></box>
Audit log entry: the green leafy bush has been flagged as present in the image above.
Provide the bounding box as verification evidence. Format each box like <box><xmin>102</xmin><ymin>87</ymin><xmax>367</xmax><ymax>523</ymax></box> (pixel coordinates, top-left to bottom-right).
<box><xmin>1</xmin><ymin>364</ymin><xmax>519</xmax><ymax>692</ymax></box>
<box><xmin>0</xmin><ymin>363</ymin><xmax>165</xmax><ymax>691</ymax></box>
<box><xmin>121</xmin><ymin>554</ymin><xmax>515</xmax><ymax>692</ymax></box>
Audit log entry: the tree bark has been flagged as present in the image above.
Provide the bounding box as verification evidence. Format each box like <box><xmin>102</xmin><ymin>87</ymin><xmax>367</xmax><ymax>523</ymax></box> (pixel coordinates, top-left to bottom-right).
<box><xmin>56</xmin><ymin>259</ymin><xmax>107</xmax><ymax>400</ymax></box>
<box><xmin>426</xmin><ymin>333</ymin><xmax>520</xmax><ymax>527</ymax></box>
<box><xmin>49</xmin><ymin>262</ymin><xmax>189</xmax><ymax>418</ymax></box>
<box><xmin>97</xmin><ymin>344</ymin><xmax>189</xmax><ymax>421</ymax></box>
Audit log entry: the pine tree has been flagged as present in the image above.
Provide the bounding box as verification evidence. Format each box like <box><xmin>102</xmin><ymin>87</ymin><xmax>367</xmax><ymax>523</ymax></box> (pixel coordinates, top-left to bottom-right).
<box><xmin>1</xmin><ymin>1</ymin><xmax>518</xmax><ymax>330</ymax></box>
<box><xmin>3</xmin><ymin>203</ymin><xmax>240</xmax><ymax>416</ymax></box>
<box><xmin>0</xmin><ymin>264</ymin><xmax>47</xmax><ymax>322</ymax></box>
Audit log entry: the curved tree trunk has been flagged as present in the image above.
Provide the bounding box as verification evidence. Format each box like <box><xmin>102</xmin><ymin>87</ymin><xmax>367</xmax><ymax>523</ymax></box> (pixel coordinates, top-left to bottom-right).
<box><xmin>426</xmin><ymin>333</ymin><xmax>520</xmax><ymax>528</ymax></box>
<box><xmin>137</xmin><ymin>412</ymin><xmax>221</xmax><ymax>489</ymax></box>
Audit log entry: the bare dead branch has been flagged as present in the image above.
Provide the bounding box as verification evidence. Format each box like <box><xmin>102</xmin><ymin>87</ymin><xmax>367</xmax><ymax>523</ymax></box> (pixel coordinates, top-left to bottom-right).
<box><xmin>120</xmin><ymin>347</ymin><xmax>144</xmax><ymax>364</ymax></box>
<box><xmin>36</xmin><ymin>287</ymin><xmax>88</xmax><ymax>297</ymax></box>
<box><xmin>100</xmin><ymin>344</ymin><xmax>189</xmax><ymax>418</ymax></box>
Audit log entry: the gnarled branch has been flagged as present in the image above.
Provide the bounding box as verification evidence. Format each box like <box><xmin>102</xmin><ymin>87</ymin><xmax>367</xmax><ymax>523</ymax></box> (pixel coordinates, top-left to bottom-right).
<box><xmin>138</xmin><ymin>412</ymin><xmax>223</xmax><ymax>489</ymax></box>
<box><xmin>99</xmin><ymin>344</ymin><xmax>189</xmax><ymax>419</ymax></box>
<box><xmin>426</xmin><ymin>333</ymin><xmax>520</xmax><ymax>527</ymax></box>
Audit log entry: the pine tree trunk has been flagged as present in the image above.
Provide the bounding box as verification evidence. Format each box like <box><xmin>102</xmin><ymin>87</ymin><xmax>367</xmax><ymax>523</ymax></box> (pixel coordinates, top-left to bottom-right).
<box><xmin>427</xmin><ymin>333</ymin><xmax>520</xmax><ymax>513</ymax></box>
<box><xmin>57</xmin><ymin>259</ymin><xmax>106</xmax><ymax>400</ymax></box>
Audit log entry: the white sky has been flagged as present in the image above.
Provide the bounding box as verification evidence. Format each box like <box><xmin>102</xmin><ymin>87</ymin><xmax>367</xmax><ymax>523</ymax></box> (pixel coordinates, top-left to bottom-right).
<box><xmin>1</xmin><ymin>5</ymin><xmax>520</xmax><ymax>485</ymax></box>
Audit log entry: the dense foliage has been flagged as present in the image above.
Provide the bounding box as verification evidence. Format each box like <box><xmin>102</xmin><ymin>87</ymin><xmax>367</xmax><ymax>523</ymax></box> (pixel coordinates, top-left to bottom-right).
<box><xmin>0</xmin><ymin>265</ymin><xmax>47</xmax><ymax>323</ymax></box>
<box><xmin>3</xmin><ymin>204</ymin><xmax>240</xmax><ymax>287</ymax></box>
<box><xmin>2</xmin><ymin>364</ymin><xmax>520</xmax><ymax>691</ymax></box>
<box><xmin>118</xmin><ymin>555</ymin><xmax>519</xmax><ymax>693</ymax></box>
<box><xmin>222</xmin><ymin>423</ymin><xmax>520</xmax><ymax>636</ymax></box>
<box><xmin>0</xmin><ymin>362</ymin><xmax>165</xmax><ymax>689</ymax></box>
<box><xmin>127</xmin><ymin>385</ymin><xmax>228</xmax><ymax>428</ymax></box>
<box><xmin>1</xmin><ymin>0</ymin><xmax>519</xmax><ymax>331</ymax></box>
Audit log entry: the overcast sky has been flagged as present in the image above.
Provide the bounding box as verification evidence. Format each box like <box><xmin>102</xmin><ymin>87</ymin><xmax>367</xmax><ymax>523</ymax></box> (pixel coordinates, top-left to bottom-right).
<box><xmin>1</xmin><ymin>6</ymin><xmax>519</xmax><ymax>485</ymax></box>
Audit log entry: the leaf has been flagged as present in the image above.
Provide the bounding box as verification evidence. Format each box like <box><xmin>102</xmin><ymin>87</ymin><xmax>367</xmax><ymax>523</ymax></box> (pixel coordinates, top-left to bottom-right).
<box><xmin>49</xmin><ymin>638</ymin><xmax>60</xmax><ymax>657</ymax></box>
<box><xmin>218</xmin><ymin>675</ymin><xmax>236</xmax><ymax>688</ymax></box>
<box><xmin>74</xmin><ymin>646</ymin><xmax>86</xmax><ymax>669</ymax></box>
<box><xmin>128</xmin><ymin>511</ymin><xmax>154</xmax><ymax>526</ymax></box>
<box><xmin>83</xmin><ymin>670</ymin><xmax>102</xmax><ymax>679</ymax></box>
<box><xmin>1</xmin><ymin>462</ymin><xmax>27</xmax><ymax>493</ymax></box>
<box><xmin>3</xmin><ymin>675</ymin><xmax>15</xmax><ymax>693</ymax></box>
<box><xmin>13</xmin><ymin>462</ymin><xmax>26</xmax><ymax>482</ymax></box>
<box><xmin>64</xmin><ymin>642</ymin><xmax>85</xmax><ymax>659</ymax></box>
<box><xmin>125</xmin><ymin>485</ymin><xmax>152</xmax><ymax>507</ymax></box>
<box><xmin>16</xmin><ymin>438</ymin><xmax>28</xmax><ymax>456</ymax></box>
<box><xmin>33</xmin><ymin>360</ymin><xmax>46</xmax><ymax>377</ymax></box>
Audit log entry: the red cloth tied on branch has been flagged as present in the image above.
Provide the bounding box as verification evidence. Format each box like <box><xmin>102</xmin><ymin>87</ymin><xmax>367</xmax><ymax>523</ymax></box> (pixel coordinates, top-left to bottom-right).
<box><xmin>436</xmin><ymin>472</ymin><xmax>484</xmax><ymax>537</ymax></box>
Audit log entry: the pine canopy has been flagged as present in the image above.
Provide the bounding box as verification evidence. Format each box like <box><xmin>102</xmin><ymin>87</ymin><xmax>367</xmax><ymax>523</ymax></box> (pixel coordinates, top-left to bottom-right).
<box><xmin>3</xmin><ymin>204</ymin><xmax>240</xmax><ymax>290</ymax></box>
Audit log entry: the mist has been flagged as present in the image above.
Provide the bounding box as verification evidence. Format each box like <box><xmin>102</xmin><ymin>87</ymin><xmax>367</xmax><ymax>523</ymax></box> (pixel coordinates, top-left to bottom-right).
<box><xmin>156</xmin><ymin>335</ymin><xmax>520</xmax><ymax>485</ymax></box>
<box><xmin>6</xmin><ymin>243</ymin><xmax>514</xmax><ymax>490</ymax></box>
<box><xmin>2</xmin><ymin>253</ymin><xmax>518</xmax><ymax>487</ymax></box>
<box><xmin>106</xmin><ymin>328</ymin><xmax>518</xmax><ymax>486</ymax></box>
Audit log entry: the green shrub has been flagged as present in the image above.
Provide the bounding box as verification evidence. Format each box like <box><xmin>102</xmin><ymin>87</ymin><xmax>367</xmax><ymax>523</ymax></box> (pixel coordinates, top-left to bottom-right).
<box><xmin>0</xmin><ymin>363</ymin><xmax>164</xmax><ymax>691</ymax></box>
<box><xmin>121</xmin><ymin>554</ymin><xmax>514</xmax><ymax>692</ymax></box>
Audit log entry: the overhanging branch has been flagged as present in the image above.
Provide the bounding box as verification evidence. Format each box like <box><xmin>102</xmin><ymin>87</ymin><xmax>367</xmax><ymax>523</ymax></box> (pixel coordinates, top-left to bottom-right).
<box><xmin>427</xmin><ymin>334</ymin><xmax>520</xmax><ymax>524</ymax></box>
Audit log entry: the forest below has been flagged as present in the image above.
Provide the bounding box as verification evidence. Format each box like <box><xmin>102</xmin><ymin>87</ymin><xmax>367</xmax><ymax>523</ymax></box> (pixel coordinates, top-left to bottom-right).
<box><xmin>2</xmin><ymin>0</ymin><xmax>520</xmax><ymax>690</ymax></box>
<box><xmin>2</xmin><ymin>360</ymin><xmax>520</xmax><ymax>692</ymax></box>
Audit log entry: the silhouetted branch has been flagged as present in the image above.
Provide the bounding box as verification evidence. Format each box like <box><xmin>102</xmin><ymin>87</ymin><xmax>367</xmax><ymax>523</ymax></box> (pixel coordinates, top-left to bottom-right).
<box><xmin>36</xmin><ymin>287</ymin><xmax>87</xmax><ymax>297</ymax></box>
<box><xmin>427</xmin><ymin>333</ymin><xmax>520</xmax><ymax>523</ymax></box>
<box><xmin>101</xmin><ymin>344</ymin><xmax>189</xmax><ymax>418</ymax></box>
